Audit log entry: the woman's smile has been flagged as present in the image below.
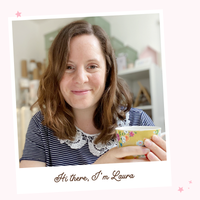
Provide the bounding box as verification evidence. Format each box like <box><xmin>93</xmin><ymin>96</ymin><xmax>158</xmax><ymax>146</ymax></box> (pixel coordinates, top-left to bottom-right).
<box><xmin>71</xmin><ymin>89</ymin><xmax>92</xmax><ymax>95</ymax></box>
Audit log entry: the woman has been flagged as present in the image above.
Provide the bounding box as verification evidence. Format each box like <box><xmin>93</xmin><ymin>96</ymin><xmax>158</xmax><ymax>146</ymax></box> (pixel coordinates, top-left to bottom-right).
<box><xmin>20</xmin><ymin>20</ymin><xmax>166</xmax><ymax>167</ymax></box>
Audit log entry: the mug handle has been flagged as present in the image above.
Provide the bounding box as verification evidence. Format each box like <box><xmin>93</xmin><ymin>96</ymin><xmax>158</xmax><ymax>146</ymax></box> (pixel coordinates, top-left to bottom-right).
<box><xmin>160</xmin><ymin>132</ymin><xmax>166</xmax><ymax>141</ymax></box>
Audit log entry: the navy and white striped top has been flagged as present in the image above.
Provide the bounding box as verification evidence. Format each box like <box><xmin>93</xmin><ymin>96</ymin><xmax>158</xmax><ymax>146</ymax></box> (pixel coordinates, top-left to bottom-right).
<box><xmin>20</xmin><ymin>107</ymin><xmax>154</xmax><ymax>166</ymax></box>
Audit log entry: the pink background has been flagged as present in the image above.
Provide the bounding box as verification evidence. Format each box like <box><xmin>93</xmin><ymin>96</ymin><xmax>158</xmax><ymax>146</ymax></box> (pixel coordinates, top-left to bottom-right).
<box><xmin>1</xmin><ymin>0</ymin><xmax>200</xmax><ymax>199</ymax></box>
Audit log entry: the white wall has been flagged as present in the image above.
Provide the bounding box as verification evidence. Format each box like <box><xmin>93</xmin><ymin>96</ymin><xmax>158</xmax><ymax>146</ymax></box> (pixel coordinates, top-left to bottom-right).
<box><xmin>104</xmin><ymin>14</ymin><xmax>161</xmax><ymax>53</ymax></box>
<box><xmin>31</xmin><ymin>17</ymin><xmax>83</xmax><ymax>59</ymax></box>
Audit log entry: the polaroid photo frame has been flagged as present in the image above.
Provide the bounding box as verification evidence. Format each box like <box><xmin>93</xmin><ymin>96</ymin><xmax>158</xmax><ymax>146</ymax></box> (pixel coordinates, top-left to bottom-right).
<box><xmin>9</xmin><ymin>10</ymin><xmax>171</xmax><ymax>194</ymax></box>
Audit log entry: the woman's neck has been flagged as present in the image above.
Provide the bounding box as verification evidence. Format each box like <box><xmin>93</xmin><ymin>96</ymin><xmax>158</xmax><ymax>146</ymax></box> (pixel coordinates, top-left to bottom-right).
<box><xmin>73</xmin><ymin>107</ymin><xmax>99</xmax><ymax>134</ymax></box>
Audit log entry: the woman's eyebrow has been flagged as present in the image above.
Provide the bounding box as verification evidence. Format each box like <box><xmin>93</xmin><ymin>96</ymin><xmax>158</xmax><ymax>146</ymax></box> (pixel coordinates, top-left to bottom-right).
<box><xmin>67</xmin><ymin>60</ymin><xmax>75</xmax><ymax>64</ymax></box>
<box><xmin>67</xmin><ymin>58</ymin><xmax>101</xmax><ymax>64</ymax></box>
<box><xmin>87</xmin><ymin>58</ymin><xmax>100</xmax><ymax>62</ymax></box>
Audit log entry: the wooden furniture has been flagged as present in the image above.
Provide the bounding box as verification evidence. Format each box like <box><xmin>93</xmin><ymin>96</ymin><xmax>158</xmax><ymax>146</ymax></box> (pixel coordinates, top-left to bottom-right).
<box><xmin>133</xmin><ymin>81</ymin><xmax>151</xmax><ymax>107</ymax></box>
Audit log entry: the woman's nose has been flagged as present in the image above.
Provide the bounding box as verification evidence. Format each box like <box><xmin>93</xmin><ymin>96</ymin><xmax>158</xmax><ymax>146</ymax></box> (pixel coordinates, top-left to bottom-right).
<box><xmin>73</xmin><ymin>67</ymin><xmax>88</xmax><ymax>84</ymax></box>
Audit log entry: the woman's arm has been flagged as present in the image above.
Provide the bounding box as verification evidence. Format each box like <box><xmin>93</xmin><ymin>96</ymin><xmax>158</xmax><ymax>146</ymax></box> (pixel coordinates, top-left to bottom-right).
<box><xmin>93</xmin><ymin>135</ymin><xmax>167</xmax><ymax>164</ymax></box>
<box><xmin>20</xmin><ymin>112</ymin><xmax>47</xmax><ymax>168</ymax></box>
<box><xmin>93</xmin><ymin>146</ymin><xmax>150</xmax><ymax>164</ymax></box>
<box><xmin>20</xmin><ymin>160</ymin><xmax>46</xmax><ymax>168</ymax></box>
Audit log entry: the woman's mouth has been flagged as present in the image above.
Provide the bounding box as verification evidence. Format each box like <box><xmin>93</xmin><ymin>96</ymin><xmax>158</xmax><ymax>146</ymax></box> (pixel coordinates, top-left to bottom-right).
<box><xmin>71</xmin><ymin>90</ymin><xmax>91</xmax><ymax>95</ymax></box>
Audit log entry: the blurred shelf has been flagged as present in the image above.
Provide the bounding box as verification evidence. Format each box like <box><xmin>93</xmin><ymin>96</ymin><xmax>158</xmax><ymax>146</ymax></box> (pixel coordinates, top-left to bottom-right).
<box><xmin>118</xmin><ymin>65</ymin><xmax>152</xmax><ymax>80</ymax></box>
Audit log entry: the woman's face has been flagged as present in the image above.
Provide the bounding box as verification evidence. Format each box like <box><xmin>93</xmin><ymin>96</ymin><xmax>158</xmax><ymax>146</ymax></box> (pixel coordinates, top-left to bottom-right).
<box><xmin>60</xmin><ymin>34</ymin><xmax>107</xmax><ymax>113</ymax></box>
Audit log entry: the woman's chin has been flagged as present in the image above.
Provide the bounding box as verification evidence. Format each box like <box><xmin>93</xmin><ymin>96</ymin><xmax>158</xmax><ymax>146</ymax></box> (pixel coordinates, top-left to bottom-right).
<box><xmin>71</xmin><ymin>104</ymin><xmax>97</xmax><ymax>111</ymax></box>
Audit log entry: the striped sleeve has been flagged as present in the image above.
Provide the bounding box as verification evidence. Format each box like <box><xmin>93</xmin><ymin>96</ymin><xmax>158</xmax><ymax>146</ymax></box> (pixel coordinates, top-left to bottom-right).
<box><xmin>139</xmin><ymin>110</ymin><xmax>155</xmax><ymax>126</ymax></box>
<box><xmin>129</xmin><ymin>107</ymin><xmax>155</xmax><ymax>126</ymax></box>
<box><xmin>20</xmin><ymin>113</ymin><xmax>46</xmax><ymax>163</ymax></box>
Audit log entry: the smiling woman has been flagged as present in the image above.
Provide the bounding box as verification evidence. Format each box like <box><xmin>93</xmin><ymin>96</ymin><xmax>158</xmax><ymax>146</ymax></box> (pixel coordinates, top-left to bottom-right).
<box><xmin>20</xmin><ymin>20</ymin><xmax>166</xmax><ymax>168</ymax></box>
<box><xmin>60</xmin><ymin>34</ymin><xmax>106</xmax><ymax>115</ymax></box>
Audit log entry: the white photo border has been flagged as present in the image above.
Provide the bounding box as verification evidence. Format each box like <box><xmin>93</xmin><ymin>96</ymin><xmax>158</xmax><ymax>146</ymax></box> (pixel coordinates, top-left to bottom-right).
<box><xmin>8</xmin><ymin>10</ymin><xmax>171</xmax><ymax>194</ymax></box>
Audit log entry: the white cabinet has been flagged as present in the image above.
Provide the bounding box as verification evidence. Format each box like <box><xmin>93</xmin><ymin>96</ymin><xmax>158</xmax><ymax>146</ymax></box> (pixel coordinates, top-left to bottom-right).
<box><xmin>118</xmin><ymin>64</ymin><xmax>165</xmax><ymax>132</ymax></box>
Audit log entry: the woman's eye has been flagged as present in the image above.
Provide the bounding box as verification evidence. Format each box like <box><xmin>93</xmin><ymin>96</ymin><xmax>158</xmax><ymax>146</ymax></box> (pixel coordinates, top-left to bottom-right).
<box><xmin>66</xmin><ymin>66</ymin><xmax>74</xmax><ymax>70</ymax></box>
<box><xmin>88</xmin><ymin>65</ymin><xmax>97</xmax><ymax>69</ymax></box>
<box><xmin>65</xmin><ymin>65</ymin><xmax>75</xmax><ymax>73</ymax></box>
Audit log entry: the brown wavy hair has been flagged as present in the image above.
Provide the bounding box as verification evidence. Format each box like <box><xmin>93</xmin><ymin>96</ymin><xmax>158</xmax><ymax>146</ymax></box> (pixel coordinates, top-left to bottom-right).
<box><xmin>31</xmin><ymin>20</ymin><xmax>132</xmax><ymax>144</ymax></box>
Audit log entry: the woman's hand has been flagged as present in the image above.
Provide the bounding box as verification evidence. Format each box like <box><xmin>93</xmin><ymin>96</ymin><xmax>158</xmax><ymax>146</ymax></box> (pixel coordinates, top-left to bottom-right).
<box><xmin>144</xmin><ymin>135</ymin><xmax>167</xmax><ymax>161</ymax></box>
<box><xmin>93</xmin><ymin>146</ymin><xmax>150</xmax><ymax>164</ymax></box>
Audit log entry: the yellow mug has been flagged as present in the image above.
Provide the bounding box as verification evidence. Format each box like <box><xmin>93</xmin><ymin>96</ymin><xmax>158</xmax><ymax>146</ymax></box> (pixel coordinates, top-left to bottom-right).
<box><xmin>115</xmin><ymin>126</ymin><xmax>162</xmax><ymax>159</ymax></box>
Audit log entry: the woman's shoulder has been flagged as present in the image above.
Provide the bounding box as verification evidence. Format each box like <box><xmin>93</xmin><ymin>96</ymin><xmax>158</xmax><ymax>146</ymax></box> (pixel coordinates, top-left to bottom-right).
<box><xmin>128</xmin><ymin>107</ymin><xmax>147</xmax><ymax>118</ymax></box>
<box><xmin>128</xmin><ymin>107</ymin><xmax>154</xmax><ymax>126</ymax></box>
<box><xmin>129</xmin><ymin>107</ymin><xmax>145</xmax><ymax>114</ymax></box>
<box><xmin>26</xmin><ymin>110</ymin><xmax>53</xmax><ymax>140</ymax></box>
<box><xmin>121</xmin><ymin>106</ymin><xmax>144</xmax><ymax>115</ymax></box>
<box><xmin>31</xmin><ymin>110</ymin><xmax>44</xmax><ymax>124</ymax></box>
<box><xmin>27</xmin><ymin>110</ymin><xmax>47</xmax><ymax>132</ymax></box>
